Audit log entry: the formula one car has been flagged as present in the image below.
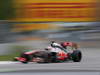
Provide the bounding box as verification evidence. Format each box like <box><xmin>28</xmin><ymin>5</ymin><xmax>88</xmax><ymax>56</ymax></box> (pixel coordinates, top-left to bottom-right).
<box><xmin>14</xmin><ymin>42</ymin><xmax>82</xmax><ymax>64</ymax></box>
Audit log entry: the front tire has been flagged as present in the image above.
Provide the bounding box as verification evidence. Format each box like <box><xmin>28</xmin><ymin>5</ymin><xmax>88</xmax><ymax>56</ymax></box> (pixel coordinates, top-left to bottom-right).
<box><xmin>71</xmin><ymin>50</ymin><xmax>82</xmax><ymax>62</ymax></box>
<box><xmin>21</xmin><ymin>61</ymin><xmax>28</xmax><ymax>64</ymax></box>
<box><xmin>20</xmin><ymin>53</ymin><xmax>31</xmax><ymax>64</ymax></box>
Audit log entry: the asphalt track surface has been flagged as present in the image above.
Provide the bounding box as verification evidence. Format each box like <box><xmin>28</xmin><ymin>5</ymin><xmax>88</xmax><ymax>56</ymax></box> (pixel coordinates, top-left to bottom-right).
<box><xmin>0</xmin><ymin>48</ymin><xmax>100</xmax><ymax>75</ymax></box>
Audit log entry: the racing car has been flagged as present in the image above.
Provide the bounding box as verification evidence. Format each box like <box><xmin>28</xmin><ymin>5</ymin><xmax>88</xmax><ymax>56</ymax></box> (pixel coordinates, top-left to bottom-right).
<box><xmin>13</xmin><ymin>42</ymin><xmax>82</xmax><ymax>64</ymax></box>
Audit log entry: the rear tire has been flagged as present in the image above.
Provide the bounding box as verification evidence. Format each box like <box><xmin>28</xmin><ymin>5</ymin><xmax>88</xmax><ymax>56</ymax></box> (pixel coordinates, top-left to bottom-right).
<box><xmin>71</xmin><ymin>50</ymin><xmax>82</xmax><ymax>62</ymax></box>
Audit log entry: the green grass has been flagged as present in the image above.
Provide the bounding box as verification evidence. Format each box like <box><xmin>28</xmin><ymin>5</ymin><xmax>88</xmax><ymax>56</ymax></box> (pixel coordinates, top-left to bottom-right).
<box><xmin>0</xmin><ymin>53</ymin><xmax>19</xmax><ymax>61</ymax></box>
<box><xmin>0</xmin><ymin>45</ymin><xmax>31</xmax><ymax>61</ymax></box>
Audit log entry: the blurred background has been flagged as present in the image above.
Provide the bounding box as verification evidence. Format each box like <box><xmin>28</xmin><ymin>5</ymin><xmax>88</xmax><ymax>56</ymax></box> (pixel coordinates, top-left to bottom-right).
<box><xmin>0</xmin><ymin>0</ymin><xmax>99</xmax><ymax>60</ymax></box>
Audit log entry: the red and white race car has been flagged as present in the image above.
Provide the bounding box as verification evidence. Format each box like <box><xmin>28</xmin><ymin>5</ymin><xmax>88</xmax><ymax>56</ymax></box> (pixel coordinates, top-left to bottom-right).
<box><xmin>14</xmin><ymin>42</ymin><xmax>82</xmax><ymax>64</ymax></box>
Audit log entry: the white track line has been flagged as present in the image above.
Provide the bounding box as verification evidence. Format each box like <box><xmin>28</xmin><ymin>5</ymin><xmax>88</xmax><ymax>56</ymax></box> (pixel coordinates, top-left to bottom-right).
<box><xmin>0</xmin><ymin>61</ymin><xmax>20</xmax><ymax>64</ymax></box>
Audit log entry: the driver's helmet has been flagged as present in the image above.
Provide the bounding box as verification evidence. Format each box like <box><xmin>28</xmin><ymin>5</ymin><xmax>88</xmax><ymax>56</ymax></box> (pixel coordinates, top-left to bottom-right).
<box><xmin>51</xmin><ymin>42</ymin><xmax>61</xmax><ymax>48</ymax></box>
<box><xmin>61</xmin><ymin>42</ymin><xmax>72</xmax><ymax>48</ymax></box>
